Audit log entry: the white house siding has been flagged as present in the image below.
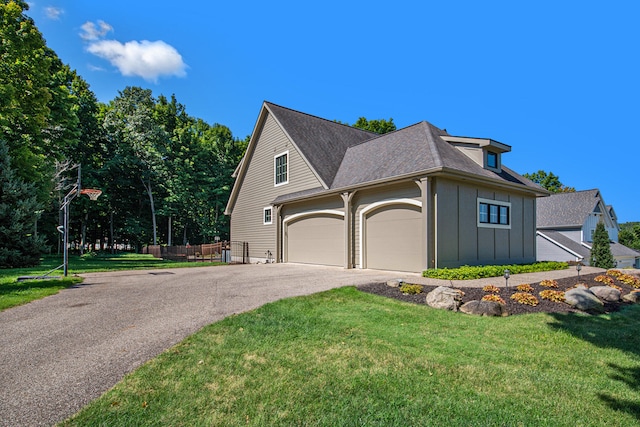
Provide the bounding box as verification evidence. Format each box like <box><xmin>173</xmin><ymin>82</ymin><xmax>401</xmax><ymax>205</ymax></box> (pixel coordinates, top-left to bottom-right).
<box><xmin>230</xmin><ymin>113</ymin><xmax>323</xmax><ymax>261</ymax></box>
<box><xmin>435</xmin><ymin>179</ymin><xmax>536</xmax><ymax>268</ymax></box>
<box><xmin>536</xmin><ymin>235</ymin><xmax>580</xmax><ymax>263</ymax></box>
<box><xmin>352</xmin><ymin>181</ymin><xmax>422</xmax><ymax>269</ymax></box>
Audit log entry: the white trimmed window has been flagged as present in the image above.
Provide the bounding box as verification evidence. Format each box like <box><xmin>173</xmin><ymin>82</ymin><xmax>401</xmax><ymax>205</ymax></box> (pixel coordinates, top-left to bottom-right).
<box><xmin>274</xmin><ymin>151</ymin><xmax>288</xmax><ymax>186</ymax></box>
<box><xmin>263</xmin><ymin>207</ymin><xmax>273</xmax><ymax>225</ymax></box>
<box><xmin>477</xmin><ymin>198</ymin><xmax>511</xmax><ymax>229</ymax></box>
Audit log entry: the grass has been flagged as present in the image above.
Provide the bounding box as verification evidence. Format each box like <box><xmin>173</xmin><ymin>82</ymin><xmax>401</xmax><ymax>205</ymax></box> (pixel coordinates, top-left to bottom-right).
<box><xmin>60</xmin><ymin>287</ymin><xmax>640</xmax><ymax>426</ymax></box>
<box><xmin>0</xmin><ymin>253</ymin><xmax>226</xmax><ymax>311</ymax></box>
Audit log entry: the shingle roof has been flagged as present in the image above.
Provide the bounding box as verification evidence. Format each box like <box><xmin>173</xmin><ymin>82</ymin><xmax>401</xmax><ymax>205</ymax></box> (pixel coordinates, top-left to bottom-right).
<box><xmin>537</xmin><ymin>230</ymin><xmax>591</xmax><ymax>259</ymax></box>
<box><xmin>265</xmin><ymin>102</ymin><xmax>376</xmax><ymax>187</ymax></box>
<box><xmin>536</xmin><ymin>189</ymin><xmax>601</xmax><ymax>228</ymax></box>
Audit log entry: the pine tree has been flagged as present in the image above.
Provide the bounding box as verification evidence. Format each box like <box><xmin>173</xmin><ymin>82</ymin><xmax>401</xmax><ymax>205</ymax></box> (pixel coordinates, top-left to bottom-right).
<box><xmin>590</xmin><ymin>221</ymin><xmax>615</xmax><ymax>269</ymax></box>
<box><xmin>0</xmin><ymin>140</ymin><xmax>45</xmax><ymax>268</ymax></box>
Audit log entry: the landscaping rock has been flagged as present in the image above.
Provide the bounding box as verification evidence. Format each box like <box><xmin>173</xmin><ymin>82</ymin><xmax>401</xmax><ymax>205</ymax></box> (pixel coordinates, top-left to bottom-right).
<box><xmin>386</xmin><ymin>279</ymin><xmax>403</xmax><ymax>288</ymax></box>
<box><xmin>425</xmin><ymin>286</ymin><xmax>463</xmax><ymax>311</ymax></box>
<box><xmin>622</xmin><ymin>290</ymin><xmax>640</xmax><ymax>303</ymax></box>
<box><xmin>589</xmin><ymin>286</ymin><xmax>621</xmax><ymax>302</ymax></box>
<box><xmin>564</xmin><ymin>288</ymin><xmax>605</xmax><ymax>313</ymax></box>
<box><xmin>460</xmin><ymin>300</ymin><xmax>508</xmax><ymax>317</ymax></box>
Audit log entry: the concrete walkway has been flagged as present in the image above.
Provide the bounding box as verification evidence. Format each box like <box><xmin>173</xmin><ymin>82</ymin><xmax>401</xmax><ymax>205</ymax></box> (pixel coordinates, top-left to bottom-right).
<box><xmin>0</xmin><ymin>263</ymin><xmax>602</xmax><ymax>426</ymax></box>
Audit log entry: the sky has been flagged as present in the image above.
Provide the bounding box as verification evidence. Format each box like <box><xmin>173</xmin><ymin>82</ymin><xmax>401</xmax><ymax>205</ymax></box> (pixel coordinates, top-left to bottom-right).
<box><xmin>26</xmin><ymin>1</ymin><xmax>639</xmax><ymax>223</ymax></box>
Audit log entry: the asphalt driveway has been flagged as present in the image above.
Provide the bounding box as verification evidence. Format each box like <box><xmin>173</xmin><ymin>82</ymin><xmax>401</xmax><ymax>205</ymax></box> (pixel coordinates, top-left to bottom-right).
<box><xmin>0</xmin><ymin>263</ymin><xmax>416</xmax><ymax>427</ymax></box>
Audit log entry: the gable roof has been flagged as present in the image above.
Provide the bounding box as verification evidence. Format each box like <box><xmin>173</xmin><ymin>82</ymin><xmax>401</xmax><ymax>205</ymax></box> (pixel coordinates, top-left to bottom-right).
<box><xmin>536</xmin><ymin>189</ymin><xmax>601</xmax><ymax>228</ymax></box>
<box><xmin>265</xmin><ymin>102</ymin><xmax>376</xmax><ymax>187</ymax></box>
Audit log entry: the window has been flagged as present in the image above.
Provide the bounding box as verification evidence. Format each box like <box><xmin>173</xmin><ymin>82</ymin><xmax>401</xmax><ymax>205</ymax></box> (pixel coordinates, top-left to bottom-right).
<box><xmin>263</xmin><ymin>207</ymin><xmax>272</xmax><ymax>225</ymax></box>
<box><xmin>274</xmin><ymin>152</ymin><xmax>288</xmax><ymax>186</ymax></box>
<box><xmin>486</xmin><ymin>151</ymin><xmax>498</xmax><ymax>169</ymax></box>
<box><xmin>478</xmin><ymin>198</ymin><xmax>511</xmax><ymax>229</ymax></box>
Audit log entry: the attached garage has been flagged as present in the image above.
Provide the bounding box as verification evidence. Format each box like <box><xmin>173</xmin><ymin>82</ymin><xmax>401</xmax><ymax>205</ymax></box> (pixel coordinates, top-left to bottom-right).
<box><xmin>361</xmin><ymin>200</ymin><xmax>423</xmax><ymax>272</ymax></box>
<box><xmin>285</xmin><ymin>211</ymin><xmax>344</xmax><ymax>266</ymax></box>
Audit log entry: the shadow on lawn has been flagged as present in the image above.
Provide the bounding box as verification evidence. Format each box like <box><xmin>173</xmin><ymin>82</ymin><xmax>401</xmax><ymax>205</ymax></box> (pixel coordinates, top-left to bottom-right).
<box><xmin>548</xmin><ymin>306</ymin><xmax>640</xmax><ymax>420</ymax></box>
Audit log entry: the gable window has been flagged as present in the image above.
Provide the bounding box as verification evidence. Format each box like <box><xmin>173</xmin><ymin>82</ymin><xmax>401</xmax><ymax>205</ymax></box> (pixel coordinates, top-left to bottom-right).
<box><xmin>477</xmin><ymin>198</ymin><xmax>511</xmax><ymax>229</ymax></box>
<box><xmin>274</xmin><ymin>151</ymin><xmax>288</xmax><ymax>186</ymax></box>
<box><xmin>486</xmin><ymin>151</ymin><xmax>498</xmax><ymax>169</ymax></box>
<box><xmin>263</xmin><ymin>207</ymin><xmax>273</xmax><ymax>225</ymax></box>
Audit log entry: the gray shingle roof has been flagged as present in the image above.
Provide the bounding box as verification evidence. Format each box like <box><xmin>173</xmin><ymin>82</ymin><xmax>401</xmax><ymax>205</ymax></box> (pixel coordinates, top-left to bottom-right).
<box><xmin>265</xmin><ymin>102</ymin><xmax>376</xmax><ymax>187</ymax></box>
<box><xmin>536</xmin><ymin>189</ymin><xmax>601</xmax><ymax>228</ymax></box>
<box><xmin>537</xmin><ymin>230</ymin><xmax>591</xmax><ymax>259</ymax></box>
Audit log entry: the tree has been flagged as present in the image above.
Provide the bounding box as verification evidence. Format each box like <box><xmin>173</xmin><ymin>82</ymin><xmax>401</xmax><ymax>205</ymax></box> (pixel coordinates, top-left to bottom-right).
<box><xmin>590</xmin><ymin>221</ymin><xmax>615</xmax><ymax>269</ymax></box>
<box><xmin>522</xmin><ymin>170</ymin><xmax>575</xmax><ymax>193</ymax></box>
<box><xmin>0</xmin><ymin>140</ymin><xmax>45</xmax><ymax>267</ymax></box>
<box><xmin>352</xmin><ymin>117</ymin><xmax>396</xmax><ymax>134</ymax></box>
<box><xmin>618</xmin><ymin>223</ymin><xmax>640</xmax><ymax>250</ymax></box>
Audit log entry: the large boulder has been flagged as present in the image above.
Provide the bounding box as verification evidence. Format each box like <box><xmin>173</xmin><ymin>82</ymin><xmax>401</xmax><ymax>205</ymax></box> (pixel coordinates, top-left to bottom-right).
<box><xmin>589</xmin><ymin>286</ymin><xmax>621</xmax><ymax>302</ymax></box>
<box><xmin>425</xmin><ymin>286</ymin><xmax>463</xmax><ymax>311</ymax></box>
<box><xmin>460</xmin><ymin>300</ymin><xmax>508</xmax><ymax>317</ymax></box>
<box><xmin>564</xmin><ymin>288</ymin><xmax>605</xmax><ymax>313</ymax></box>
<box><xmin>622</xmin><ymin>290</ymin><xmax>640</xmax><ymax>303</ymax></box>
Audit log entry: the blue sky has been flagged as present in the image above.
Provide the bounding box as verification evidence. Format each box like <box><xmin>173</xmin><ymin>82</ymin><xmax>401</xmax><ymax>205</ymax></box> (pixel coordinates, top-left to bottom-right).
<box><xmin>27</xmin><ymin>1</ymin><xmax>639</xmax><ymax>223</ymax></box>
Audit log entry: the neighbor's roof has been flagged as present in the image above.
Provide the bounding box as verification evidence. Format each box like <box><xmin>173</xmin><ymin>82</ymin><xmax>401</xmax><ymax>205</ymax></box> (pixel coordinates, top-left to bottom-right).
<box><xmin>536</xmin><ymin>189</ymin><xmax>602</xmax><ymax>228</ymax></box>
<box><xmin>538</xmin><ymin>230</ymin><xmax>640</xmax><ymax>260</ymax></box>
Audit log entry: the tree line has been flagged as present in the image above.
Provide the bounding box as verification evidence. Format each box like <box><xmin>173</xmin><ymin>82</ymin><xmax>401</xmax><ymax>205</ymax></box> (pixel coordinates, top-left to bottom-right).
<box><xmin>1</xmin><ymin>1</ymin><xmax>247</xmax><ymax>267</ymax></box>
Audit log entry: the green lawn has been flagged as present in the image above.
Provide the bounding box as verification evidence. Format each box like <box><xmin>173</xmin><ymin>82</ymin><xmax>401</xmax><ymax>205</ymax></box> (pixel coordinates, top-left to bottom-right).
<box><xmin>60</xmin><ymin>287</ymin><xmax>640</xmax><ymax>426</ymax></box>
<box><xmin>0</xmin><ymin>253</ymin><xmax>225</xmax><ymax>311</ymax></box>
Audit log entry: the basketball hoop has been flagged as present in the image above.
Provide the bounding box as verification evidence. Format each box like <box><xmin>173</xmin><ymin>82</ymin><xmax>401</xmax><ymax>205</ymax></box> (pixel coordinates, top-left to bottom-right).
<box><xmin>80</xmin><ymin>188</ymin><xmax>102</xmax><ymax>201</ymax></box>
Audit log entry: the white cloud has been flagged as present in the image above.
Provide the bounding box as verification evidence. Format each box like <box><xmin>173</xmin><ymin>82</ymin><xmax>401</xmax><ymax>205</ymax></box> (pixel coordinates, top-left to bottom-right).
<box><xmin>80</xmin><ymin>20</ymin><xmax>113</xmax><ymax>41</ymax></box>
<box><xmin>87</xmin><ymin>39</ymin><xmax>187</xmax><ymax>82</ymax></box>
<box><xmin>45</xmin><ymin>6</ymin><xmax>63</xmax><ymax>20</ymax></box>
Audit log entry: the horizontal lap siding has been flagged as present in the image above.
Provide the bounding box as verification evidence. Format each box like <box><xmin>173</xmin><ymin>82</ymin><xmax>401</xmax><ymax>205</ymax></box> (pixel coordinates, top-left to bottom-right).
<box><xmin>230</xmin><ymin>113</ymin><xmax>323</xmax><ymax>259</ymax></box>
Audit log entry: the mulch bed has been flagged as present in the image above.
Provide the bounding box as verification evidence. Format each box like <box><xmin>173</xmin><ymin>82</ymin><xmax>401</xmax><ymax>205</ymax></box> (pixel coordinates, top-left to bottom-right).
<box><xmin>358</xmin><ymin>272</ymin><xmax>638</xmax><ymax>315</ymax></box>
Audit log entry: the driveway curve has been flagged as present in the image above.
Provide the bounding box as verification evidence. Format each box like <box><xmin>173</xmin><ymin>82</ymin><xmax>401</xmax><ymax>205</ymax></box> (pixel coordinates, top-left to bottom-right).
<box><xmin>0</xmin><ymin>263</ymin><xmax>415</xmax><ymax>426</ymax></box>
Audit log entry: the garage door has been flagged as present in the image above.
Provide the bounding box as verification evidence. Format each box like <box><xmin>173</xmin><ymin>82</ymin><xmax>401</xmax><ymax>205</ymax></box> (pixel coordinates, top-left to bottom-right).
<box><xmin>286</xmin><ymin>213</ymin><xmax>344</xmax><ymax>266</ymax></box>
<box><xmin>365</xmin><ymin>204</ymin><xmax>422</xmax><ymax>272</ymax></box>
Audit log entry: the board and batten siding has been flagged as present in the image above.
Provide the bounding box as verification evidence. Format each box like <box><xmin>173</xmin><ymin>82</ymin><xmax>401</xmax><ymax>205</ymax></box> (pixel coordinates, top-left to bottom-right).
<box><xmin>435</xmin><ymin>178</ymin><xmax>536</xmax><ymax>268</ymax></box>
<box><xmin>230</xmin><ymin>112</ymin><xmax>323</xmax><ymax>260</ymax></box>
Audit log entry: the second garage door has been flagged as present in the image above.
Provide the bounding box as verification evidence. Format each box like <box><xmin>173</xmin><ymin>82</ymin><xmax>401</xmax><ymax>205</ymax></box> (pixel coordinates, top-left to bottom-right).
<box><xmin>364</xmin><ymin>204</ymin><xmax>422</xmax><ymax>272</ymax></box>
<box><xmin>286</xmin><ymin>213</ymin><xmax>344</xmax><ymax>266</ymax></box>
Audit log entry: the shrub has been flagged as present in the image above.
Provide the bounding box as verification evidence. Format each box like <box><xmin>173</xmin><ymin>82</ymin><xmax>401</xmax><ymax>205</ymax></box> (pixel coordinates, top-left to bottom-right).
<box><xmin>607</xmin><ymin>269</ymin><xmax>623</xmax><ymax>278</ymax></box>
<box><xmin>539</xmin><ymin>279</ymin><xmax>558</xmax><ymax>288</ymax></box>
<box><xmin>422</xmin><ymin>262</ymin><xmax>568</xmax><ymax>280</ymax></box>
<box><xmin>511</xmin><ymin>292</ymin><xmax>539</xmax><ymax>306</ymax></box>
<box><xmin>399</xmin><ymin>284</ymin><xmax>423</xmax><ymax>295</ymax></box>
<box><xmin>594</xmin><ymin>275</ymin><xmax>614</xmax><ymax>286</ymax></box>
<box><xmin>539</xmin><ymin>290</ymin><xmax>566</xmax><ymax>303</ymax></box>
<box><xmin>516</xmin><ymin>283</ymin><xmax>533</xmax><ymax>293</ymax></box>
<box><xmin>618</xmin><ymin>274</ymin><xmax>640</xmax><ymax>289</ymax></box>
<box><xmin>482</xmin><ymin>284</ymin><xmax>500</xmax><ymax>293</ymax></box>
<box><xmin>482</xmin><ymin>294</ymin><xmax>506</xmax><ymax>305</ymax></box>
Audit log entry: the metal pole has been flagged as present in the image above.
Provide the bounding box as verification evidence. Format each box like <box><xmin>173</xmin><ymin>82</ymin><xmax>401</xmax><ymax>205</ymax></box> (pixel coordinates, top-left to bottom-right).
<box><xmin>63</xmin><ymin>195</ymin><xmax>69</xmax><ymax>276</ymax></box>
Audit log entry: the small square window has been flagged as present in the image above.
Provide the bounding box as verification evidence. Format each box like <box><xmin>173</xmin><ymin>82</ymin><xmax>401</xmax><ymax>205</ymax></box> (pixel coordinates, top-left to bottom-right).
<box><xmin>263</xmin><ymin>207</ymin><xmax>272</xmax><ymax>225</ymax></box>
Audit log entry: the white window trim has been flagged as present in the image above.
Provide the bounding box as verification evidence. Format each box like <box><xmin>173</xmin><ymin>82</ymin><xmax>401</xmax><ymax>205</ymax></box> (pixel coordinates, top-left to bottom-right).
<box><xmin>263</xmin><ymin>207</ymin><xmax>273</xmax><ymax>225</ymax></box>
<box><xmin>274</xmin><ymin>151</ymin><xmax>289</xmax><ymax>187</ymax></box>
<box><xmin>477</xmin><ymin>197</ymin><xmax>511</xmax><ymax>229</ymax></box>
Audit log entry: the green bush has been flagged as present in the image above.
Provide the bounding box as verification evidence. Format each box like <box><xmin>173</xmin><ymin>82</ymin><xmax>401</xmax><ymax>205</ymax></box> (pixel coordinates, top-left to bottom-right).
<box><xmin>422</xmin><ymin>261</ymin><xmax>567</xmax><ymax>280</ymax></box>
<box><xmin>399</xmin><ymin>283</ymin><xmax>423</xmax><ymax>295</ymax></box>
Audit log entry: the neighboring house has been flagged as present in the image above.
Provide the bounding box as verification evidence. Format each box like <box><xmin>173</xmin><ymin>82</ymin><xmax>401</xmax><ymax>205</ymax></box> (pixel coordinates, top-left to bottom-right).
<box><xmin>536</xmin><ymin>189</ymin><xmax>640</xmax><ymax>268</ymax></box>
<box><xmin>224</xmin><ymin>102</ymin><xmax>548</xmax><ymax>273</ymax></box>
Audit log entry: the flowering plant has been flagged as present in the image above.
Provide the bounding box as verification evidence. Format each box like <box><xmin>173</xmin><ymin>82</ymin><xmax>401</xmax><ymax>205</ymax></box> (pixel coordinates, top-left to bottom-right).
<box><xmin>516</xmin><ymin>283</ymin><xmax>534</xmax><ymax>293</ymax></box>
<box><xmin>539</xmin><ymin>290</ymin><xmax>565</xmax><ymax>303</ymax></box>
<box><xmin>539</xmin><ymin>279</ymin><xmax>558</xmax><ymax>288</ymax></box>
<box><xmin>482</xmin><ymin>294</ymin><xmax>506</xmax><ymax>305</ymax></box>
<box><xmin>510</xmin><ymin>292</ymin><xmax>539</xmax><ymax>306</ymax></box>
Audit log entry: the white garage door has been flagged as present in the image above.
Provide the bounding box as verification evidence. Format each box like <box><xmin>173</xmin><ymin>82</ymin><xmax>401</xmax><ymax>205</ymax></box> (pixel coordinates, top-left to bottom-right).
<box><xmin>286</xmin><ymin>214</ymin><xmax>344</xmax><ymax>266</ymax></box>
<box><xmin>365</xmin><ymin>204</ymin><xmax>422</xmax><ymax>272</ymax></box>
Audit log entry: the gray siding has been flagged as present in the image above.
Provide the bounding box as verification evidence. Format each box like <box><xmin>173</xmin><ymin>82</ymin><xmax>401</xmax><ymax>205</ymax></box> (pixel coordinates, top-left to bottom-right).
<box><xmin>230</xmin><ymin>113</ymin><xmax>323</xmax><ymax>260</ymax></box>
<box><xmin>536</xmin><ymin>235</ymin><xmax>579</xmax><ymax>262</ymax></box>
<box><xmin>435</xmin><ymin>178</ymin><xmax>537</xmax><ymax>268</ymax></box>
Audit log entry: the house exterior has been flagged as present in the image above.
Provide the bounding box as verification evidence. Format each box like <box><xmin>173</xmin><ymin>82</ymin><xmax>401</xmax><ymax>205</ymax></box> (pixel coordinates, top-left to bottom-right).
<box><xmin>224</xmin><ymin>102</ymin><xmax>548</xmax><ymax>273</ymax></box>
<box><xmin>536</xmin><ymin>189</ymin><xmax>640</xmax><ymax>268</ymax></box>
